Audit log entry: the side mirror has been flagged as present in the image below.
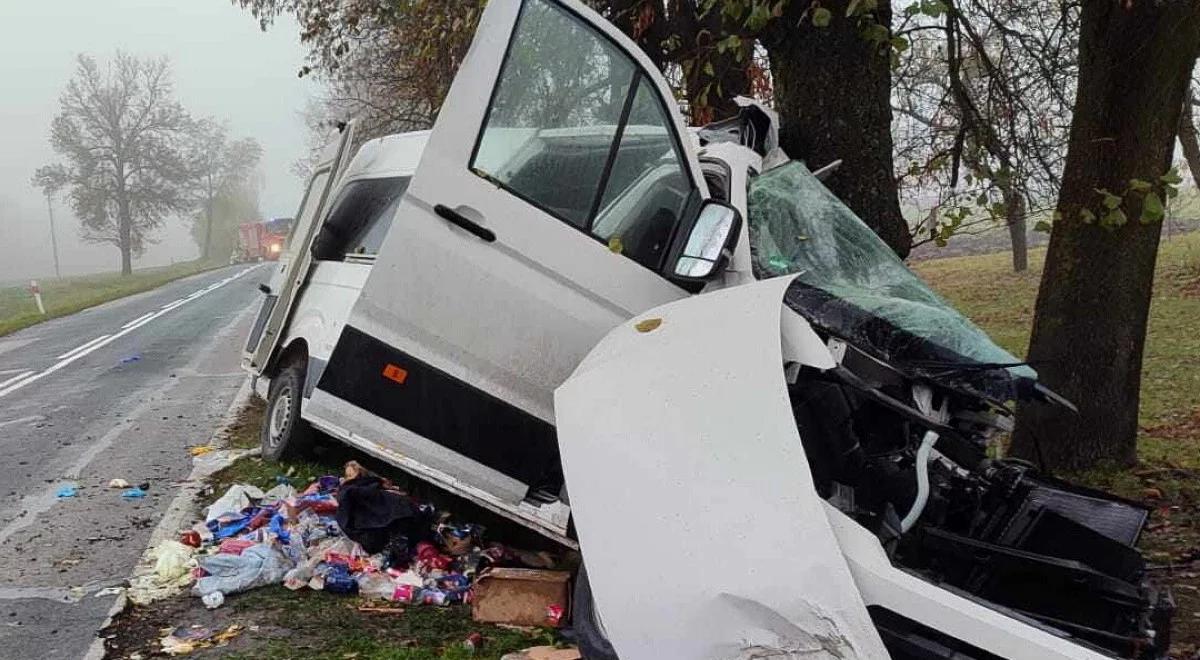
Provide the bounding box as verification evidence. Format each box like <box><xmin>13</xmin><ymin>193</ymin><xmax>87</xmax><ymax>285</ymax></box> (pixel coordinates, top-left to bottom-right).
<box><xmin>672</xmin><ymin>200</ymin><xmax>741</xmax><ymax>280</ymax></box>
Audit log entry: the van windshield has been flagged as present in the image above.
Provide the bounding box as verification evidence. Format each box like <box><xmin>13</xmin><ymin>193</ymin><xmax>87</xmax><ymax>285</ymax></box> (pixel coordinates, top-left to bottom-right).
<box><xmin>746</xmin><ymin>161</ymin><xmax>1035</xmax><ymax>400</ymax></box>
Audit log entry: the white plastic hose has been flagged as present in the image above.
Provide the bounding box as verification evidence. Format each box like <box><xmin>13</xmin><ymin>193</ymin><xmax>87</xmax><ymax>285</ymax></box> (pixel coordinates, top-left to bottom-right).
<box><xmin>901</xmin><ymin>429</ymin><xmax>940</xmax><ymax>533</ymax></box>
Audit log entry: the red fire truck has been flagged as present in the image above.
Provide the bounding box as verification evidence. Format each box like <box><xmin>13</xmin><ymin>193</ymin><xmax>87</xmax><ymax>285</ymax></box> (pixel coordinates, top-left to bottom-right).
<box><xmin>235</xmin><ymin>218</ymin><xmax>293</xmax><ymax>262</ymax></box>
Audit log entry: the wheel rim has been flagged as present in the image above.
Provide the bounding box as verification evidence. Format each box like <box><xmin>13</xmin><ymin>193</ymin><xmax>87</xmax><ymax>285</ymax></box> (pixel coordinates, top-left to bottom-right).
<box><xmin>268</xmin><ymin>385</ymin><xmax>292</xmax><ymax>449</ymax></box>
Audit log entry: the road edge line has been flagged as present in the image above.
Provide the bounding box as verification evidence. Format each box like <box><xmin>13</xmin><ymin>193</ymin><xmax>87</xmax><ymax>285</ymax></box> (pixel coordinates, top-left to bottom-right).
<box><xmin>82</xmin><ymin>376</ymin><xmax>258</xmax><ymax>660</ymax></box>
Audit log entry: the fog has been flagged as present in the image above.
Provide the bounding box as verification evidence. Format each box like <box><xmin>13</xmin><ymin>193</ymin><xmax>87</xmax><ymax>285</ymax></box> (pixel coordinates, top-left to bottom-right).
<box><xmin>0</xmin><ymin>0</ymin><xmax>318</xmax><ymax>283</ymax></box>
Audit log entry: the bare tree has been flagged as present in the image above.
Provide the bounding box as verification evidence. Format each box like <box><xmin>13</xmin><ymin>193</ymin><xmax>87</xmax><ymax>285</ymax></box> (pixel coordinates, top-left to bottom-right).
<box><xmin>234</xmin><ymin>0</ymin><xmax>480</xmax><ymax>142</ymax></box>
<box><xmin>891</xmin><ymin>0</ymin><xmax>1079</xmax><ymax>270</ymax></box>
<box><xmin>33</xmin><ymin>53</ymin><xmax>193</xmax><ymax>275</ymax></box>
<box><xmin>187</xmin><ymin>118</ymin><xmax>263</xmax><ymax>260</ymax></box>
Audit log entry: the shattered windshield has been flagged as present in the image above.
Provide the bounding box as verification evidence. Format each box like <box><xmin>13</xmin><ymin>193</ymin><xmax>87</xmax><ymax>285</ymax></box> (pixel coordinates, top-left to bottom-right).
<box><xmin>747</xmin><ymin>161</ymin><xmax>1036</xmax><ymax>400</ymax></box>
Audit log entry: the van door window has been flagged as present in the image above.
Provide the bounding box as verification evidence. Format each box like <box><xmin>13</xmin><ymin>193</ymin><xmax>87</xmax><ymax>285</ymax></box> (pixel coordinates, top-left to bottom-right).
<box><xmin>471</xmin><ymin>0</ymin><xmax>695</xmax><ymax>273</ymax></box>
<box><xmin>472</xmin><ymin>0</ymin><xmax>636</xmax><ymax>228</ymax></box>
<box><xmin>310</xmin><ymin>176</ymin><xmax>410</xmax><ymax>261</ymax></box>
<box><xmin>589</xmin><ymin>75</ymin><xmax>691</xmax><ymax>270</ymax></box>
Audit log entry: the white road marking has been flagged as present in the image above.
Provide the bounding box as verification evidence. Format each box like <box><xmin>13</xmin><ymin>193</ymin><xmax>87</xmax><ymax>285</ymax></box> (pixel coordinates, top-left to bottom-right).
<box><xmin>120</xmin><ymin>312</ymin><xmax>154</xmax><ymax>329</ymax></box>
<box><xmin>55</xmin><ymin>334</ymin><xmax>112</xmax><ymax>360</ymax></box>
<box><xmin>0</xmin><ymin>266</ymin><xmax>259</xmax><ymax>400</ymax></box>
<box><xmin>0</xmin><ymin>370</ymin><xmax>34</xmax><ymax>389</ymax></box>
<box><xmin>0</xmin><ymin>415</ymin><xmax>44</xmax><ymax>429</ymax></box>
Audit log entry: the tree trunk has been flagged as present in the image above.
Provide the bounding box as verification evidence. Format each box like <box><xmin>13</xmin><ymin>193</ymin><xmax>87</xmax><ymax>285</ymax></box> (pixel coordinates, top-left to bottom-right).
<box><xmin>202</xmin><ymin>195</ymin><xmax>214</xmax><ymax>262</ymax></box>
<box><xmin>682</xmin><ymin>40</ymin><xmax>752</xmax><ymax>125</ymax></box>
<box><xmin>118</xmin><ymin>199</ymin><xmax>133</xmax><ymax>276</ymax></box>
<box><xmin>763</xmin><ymin>0</ymin><xmax>911</xmax><ymax>258</ymax></box>
<box><xmin>1179</xmin><ymin>86</ymin><xmax>1200</xmax><ymax>190</ymax></box>
<box><xmin>1003</xmin><ymin>182</ymin><xmax>1028</xmax><ymax>272</ymax></box>
<box><xmin>1011</xmin><ymin>1</ymin><xmax>1200</xmax><ymax>471</ymax></box>
<box><xmin>116</xmin><ymin>168</ymin><xmax>133</xmax><ymax>276</ymax></box>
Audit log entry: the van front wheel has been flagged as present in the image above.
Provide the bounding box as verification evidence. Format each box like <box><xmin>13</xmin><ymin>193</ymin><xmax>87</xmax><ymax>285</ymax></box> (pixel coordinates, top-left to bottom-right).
<box><xmin>262</xmin><ymin>360</ymin><xmax>315</xmax><ymax>462</ymax></box>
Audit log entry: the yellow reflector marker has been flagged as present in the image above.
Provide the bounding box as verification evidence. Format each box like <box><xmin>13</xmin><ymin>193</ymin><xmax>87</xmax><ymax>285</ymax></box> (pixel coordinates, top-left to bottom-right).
<box><xmin>634</xmin><ymin>318</ymin><xmax>662</xmax><ymax>333</ymax></box>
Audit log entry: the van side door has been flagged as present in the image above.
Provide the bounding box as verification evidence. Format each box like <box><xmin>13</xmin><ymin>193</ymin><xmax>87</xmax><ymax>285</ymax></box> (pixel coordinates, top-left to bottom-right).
<box><xmin>313</xmin><ymin>0</ymin><xmax>712</xmax><ymax>507</ymax></box>
<box><xmin>243</xmin><ymin>122</ymin><xmax>356</xmax><ymax>374</ymax></box>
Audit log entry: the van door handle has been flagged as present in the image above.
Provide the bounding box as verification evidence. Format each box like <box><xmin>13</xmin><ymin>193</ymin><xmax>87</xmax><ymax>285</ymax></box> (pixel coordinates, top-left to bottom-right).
<box><xmin>434</xmin><ymin>204</ymin><xmax>496</xmax><ymax>243</ymax></box>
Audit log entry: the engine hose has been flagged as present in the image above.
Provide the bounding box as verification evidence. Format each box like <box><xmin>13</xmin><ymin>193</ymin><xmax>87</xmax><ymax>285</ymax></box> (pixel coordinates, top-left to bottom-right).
<box><xmin>900</xmin><ymin>429</ymin><xmax>940</xmax><ymax>533</ymax></box>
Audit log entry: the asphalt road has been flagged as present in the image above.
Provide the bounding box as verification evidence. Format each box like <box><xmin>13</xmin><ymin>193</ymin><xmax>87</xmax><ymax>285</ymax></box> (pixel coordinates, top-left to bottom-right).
<box><xmin>0</xmin><ymin>263</ymin><xmax>265</xmax><ymax>660</ymax></box>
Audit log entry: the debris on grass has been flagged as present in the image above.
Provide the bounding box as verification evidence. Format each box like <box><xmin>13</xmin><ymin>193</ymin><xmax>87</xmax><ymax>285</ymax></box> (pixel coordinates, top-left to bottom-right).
<box><xmin>148</xmin><ymin>457</ymin><xmax>570</xmax><ymax>631</ymax></box>
<box><xmin>159</xmin><ymin>623</ymin><xmax>243</xmax><ymax>655</ymax></box>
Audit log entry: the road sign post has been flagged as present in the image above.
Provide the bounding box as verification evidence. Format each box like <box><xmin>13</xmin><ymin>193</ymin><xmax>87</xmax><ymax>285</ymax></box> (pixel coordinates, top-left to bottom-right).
<box><xmin>29</xmin><ymin>280</ymin><xmax>46</xmax><ymax>315</ymax></box>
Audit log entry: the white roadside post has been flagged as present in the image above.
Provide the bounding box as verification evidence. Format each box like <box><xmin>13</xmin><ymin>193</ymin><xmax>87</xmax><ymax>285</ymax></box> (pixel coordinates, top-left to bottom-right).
<box><xmin>29</xmin><ymin>280</ymin><xmax>46</xmax><ymax>315</ymax></box>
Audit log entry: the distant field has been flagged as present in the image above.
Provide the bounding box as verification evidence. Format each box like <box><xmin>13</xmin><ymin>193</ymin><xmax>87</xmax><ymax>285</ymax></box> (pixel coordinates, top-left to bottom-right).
<box><xmin>0</xmin><ymin>260</ymin><xmax>220</xmax><ymax>337</ymax></box>
<box><xmin>916</xmin><ymin>230</ymin><xmax>1200</xmax><ymax>464</ymax></box>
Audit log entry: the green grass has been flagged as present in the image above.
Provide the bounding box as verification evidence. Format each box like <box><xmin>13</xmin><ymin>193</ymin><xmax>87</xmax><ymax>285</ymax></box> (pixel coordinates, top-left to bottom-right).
<box><xmin>221</xmin><ymin>587</ymin><xmax>554</xmax><ymax>660</ymax></box>
<box><xmin>0</xmin><ymin>259</ymin><xmax>220</xmax><ymax>337</ymax></box>
<box><xmin>914</xmin><ymin>230</ymin><xmax>1200</xmax><ymax>471</ymax></box>
<box><xmin>205</xmin><ymin>454</ymin><xmax>328</xmax><ymax>508</ymax></box>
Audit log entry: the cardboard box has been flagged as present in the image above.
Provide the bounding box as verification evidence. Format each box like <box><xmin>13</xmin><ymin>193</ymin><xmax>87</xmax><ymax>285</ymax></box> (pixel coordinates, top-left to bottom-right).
<box><xmin>471</xmin><ymin>568</ymin><xmax>571</xmax><ymax>627</ymax></box>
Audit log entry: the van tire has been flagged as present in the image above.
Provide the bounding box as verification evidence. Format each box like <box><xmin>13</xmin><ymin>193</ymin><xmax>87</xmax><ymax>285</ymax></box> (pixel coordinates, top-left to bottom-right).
<box><xmin>573</xmin><ymin>563</ymin><xmax>618</xmax><ymax>660</ymax></box>
<box><xmin>262</xmin><ymin>360</ymin><xmax>314</xmax><ymax>462</ymax></box>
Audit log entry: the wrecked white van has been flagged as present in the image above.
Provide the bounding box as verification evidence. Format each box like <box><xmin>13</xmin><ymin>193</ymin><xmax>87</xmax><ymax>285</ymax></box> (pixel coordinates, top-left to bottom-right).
<box><xmin>242</xmin><ymin>0</ymin><xmax>1171</xmax><ymax>657</ymax></box>
<box><xmin>556</xmin><ymin>161</ymin><xmax>1172</xmax><ymax>659</ymax></box>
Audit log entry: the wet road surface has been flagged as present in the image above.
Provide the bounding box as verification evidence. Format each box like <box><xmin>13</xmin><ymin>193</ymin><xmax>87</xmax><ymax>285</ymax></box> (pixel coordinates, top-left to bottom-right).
<box><xmin>0</xmin><ymin>264</ymin><xmax>264</xmax><ymax>659</ymax></box>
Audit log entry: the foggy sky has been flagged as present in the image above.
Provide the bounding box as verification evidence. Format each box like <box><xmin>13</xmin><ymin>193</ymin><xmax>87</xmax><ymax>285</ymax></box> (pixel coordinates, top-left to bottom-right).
<box><xmin>0</xmin><ymin>0</ymin><xmax>318</xmax><ymax>283</ymax></box>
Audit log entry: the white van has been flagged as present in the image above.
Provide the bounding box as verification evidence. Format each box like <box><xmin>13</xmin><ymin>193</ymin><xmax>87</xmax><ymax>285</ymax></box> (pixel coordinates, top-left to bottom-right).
<box><xmin>244</xmin><ymin>0</ymin><xmax>1170</xmax><ymax>657</ymax></box>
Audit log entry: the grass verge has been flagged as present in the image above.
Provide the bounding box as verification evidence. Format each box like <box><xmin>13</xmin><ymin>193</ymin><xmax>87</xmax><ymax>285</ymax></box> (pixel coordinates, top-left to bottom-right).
<box><xmin>104</xmin><ymin>585</ymin><xmax>555</xmax><ymax>659</ymax></box>
<box><xmin>0</xmin><ymin>260</ymin><xmax>221</xmax><ymax>337</ymax></box>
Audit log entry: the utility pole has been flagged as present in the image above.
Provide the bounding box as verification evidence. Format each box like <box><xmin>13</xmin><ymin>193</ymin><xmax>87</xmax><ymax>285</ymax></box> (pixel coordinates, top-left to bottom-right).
<box><xmin>45</xmin><ymin>194</ymin><xmax>61</xmax><ymax>279</ymax></box>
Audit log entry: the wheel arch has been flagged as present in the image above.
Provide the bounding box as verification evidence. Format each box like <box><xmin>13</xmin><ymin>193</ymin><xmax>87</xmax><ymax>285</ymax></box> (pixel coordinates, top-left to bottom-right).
<box><xmin>267</xmin><ymin>338</ymin><xmax>309</xmax><ymax>379</ymax></box>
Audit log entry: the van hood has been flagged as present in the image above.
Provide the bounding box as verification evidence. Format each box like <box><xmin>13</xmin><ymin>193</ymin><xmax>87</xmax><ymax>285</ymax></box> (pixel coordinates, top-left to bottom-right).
<box><xmin>554</xmin><ymin>275</ymin><xmax>888</xmax><ymax>659</ymax></box>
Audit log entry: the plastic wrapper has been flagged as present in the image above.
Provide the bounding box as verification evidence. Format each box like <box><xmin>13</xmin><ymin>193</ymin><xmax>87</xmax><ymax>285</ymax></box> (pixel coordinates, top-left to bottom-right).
<box><xmin>747</xmin><ymin>160</ymin><xmax>1037</xmax><ymax>401</ymax></box>
<box><xmin>191</xmin><ymin>543</ymin><xmax>294</xmax><ymax>597</ymax></box>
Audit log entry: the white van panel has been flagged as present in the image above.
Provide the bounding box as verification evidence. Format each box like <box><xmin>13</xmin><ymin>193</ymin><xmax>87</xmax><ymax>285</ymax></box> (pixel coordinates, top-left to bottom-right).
<box><xmin>282</xmin><ymin>261</ymin><xmax>372</xmax><ymax>363</ymax></box>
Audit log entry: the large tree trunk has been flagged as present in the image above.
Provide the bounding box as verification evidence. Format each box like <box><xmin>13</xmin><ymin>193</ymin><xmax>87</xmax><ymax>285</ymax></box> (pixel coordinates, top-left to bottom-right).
<box><xmin>1011</xmin><ymin>1</ymin><xmax>1200</xmax><ymax>471</ymax></box>
<box><xmin>682</xmin><ymin>39</ymin><xmax>752</xmax><ymax>125</ymax></box>
<box><xmin>763</xmin><ymin>0</ymin><xmax>911</xmax><ymax>258</ymax></box>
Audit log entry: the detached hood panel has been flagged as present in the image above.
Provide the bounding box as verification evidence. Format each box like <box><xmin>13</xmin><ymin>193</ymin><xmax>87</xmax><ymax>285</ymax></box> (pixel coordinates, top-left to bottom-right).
<box><xmin>554</xmin><ymin>276</ymin><xmax>887</xmax><ymax>659</ymax></box>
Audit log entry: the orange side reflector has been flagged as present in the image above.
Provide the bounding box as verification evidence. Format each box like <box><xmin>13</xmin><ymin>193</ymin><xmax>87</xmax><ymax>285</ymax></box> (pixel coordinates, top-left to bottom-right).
<box><xmin>382</xmin><ymin>364</ymin><xmax>408</xmax><ymax>384</ymax></box>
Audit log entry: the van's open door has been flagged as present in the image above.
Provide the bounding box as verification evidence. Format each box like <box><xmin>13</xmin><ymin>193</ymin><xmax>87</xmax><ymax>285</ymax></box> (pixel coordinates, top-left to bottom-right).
<box><xmin>307</xmin><ymin>0</ymin><xmax>711</xmax><ymax>537</ymax></box>
<box><xmin>244</xmin><ymin>121</ymin><xmax>357</xmax><ymax>374</ymax></box>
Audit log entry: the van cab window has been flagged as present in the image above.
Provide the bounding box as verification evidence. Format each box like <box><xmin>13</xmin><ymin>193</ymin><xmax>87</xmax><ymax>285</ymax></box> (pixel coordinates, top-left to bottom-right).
<box><xmin>471</xmin><ymin>0</ymin><xmax>694</xmax><ymax>272</ymax></box>
<box><xmin>311</xmin><ymin>176</ymin><xmax>410</xmax><ymax>261</ymax></box>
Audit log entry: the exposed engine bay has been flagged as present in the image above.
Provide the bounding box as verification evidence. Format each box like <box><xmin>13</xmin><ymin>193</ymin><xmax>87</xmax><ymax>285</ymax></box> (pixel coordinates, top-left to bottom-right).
<box><xmin>786</xmin><ymin>337</ymin><xmax>1173</xmax><ymax>659</ymax></box>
